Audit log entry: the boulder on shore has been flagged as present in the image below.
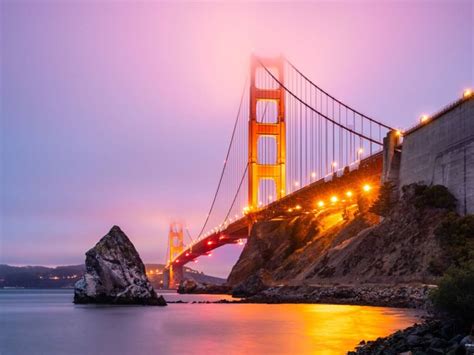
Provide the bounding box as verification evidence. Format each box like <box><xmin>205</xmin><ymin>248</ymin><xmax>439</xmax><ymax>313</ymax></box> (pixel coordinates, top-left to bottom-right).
<box><xmin>74</xmin><ymin>226</ymin><xmax>166</xmax><ymax>306</ymax></box>
<box><xmin>177</xmin><ymin>279</ymin><xmax>231</xmax><ymax>294</ymax></box>
<box><xmin>232</xmin><ymin>269</ymin><xmax>273</xmax><ymax>297</ymax></box>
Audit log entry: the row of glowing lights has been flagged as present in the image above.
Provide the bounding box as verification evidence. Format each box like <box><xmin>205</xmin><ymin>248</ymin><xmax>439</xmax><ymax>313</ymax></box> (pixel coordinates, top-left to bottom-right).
<box><xmin>414</xmin><ymin>88</ymin><xmax>473</xmax><ymax>127</ymax></box>
<box><xmin>374</xmin><ymin>88</ymin><xmax>474</xmax><ymax>139</ymax></box>
<box><xmin>173</xmin><ymin>184</ymin><xmax>373</xmax><ymax>264</ymax></box>
<box><xmin>193</xmin><ymin>183</ymin><xmax>372</xmax><ymax>252</ymax></box>
<box><xmin>287</xmin><ymin>184</ymin><xmax>372</xmax><ymax>212</ymax></box>
<box><xmin>173</xmin><ymin>238</ymin><xmax>245</xmax><ymax>264</ymax></box>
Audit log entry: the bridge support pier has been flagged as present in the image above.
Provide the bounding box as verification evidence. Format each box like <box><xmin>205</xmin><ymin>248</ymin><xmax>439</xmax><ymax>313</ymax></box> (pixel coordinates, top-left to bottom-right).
<box><xmin>164</xmin><ymin>264</ymin><xmax>184</xmax><ymax>289</ymax></box>
<box><xmin>164</xmin><ymin>223</ymin><xmax>185</xmax><ymax>289</ymax></box>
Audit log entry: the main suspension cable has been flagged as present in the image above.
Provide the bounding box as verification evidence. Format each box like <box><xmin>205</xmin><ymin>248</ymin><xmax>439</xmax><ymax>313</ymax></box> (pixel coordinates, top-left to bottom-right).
<box><xmin>257</xmin><ymin>59</ymin><xmax>384</xmax><ymax>146</ymax></box>
<box><xmin>285</xmin><ymin>58</ymin><xmax>393</xmax><ymax>130</ymax></box>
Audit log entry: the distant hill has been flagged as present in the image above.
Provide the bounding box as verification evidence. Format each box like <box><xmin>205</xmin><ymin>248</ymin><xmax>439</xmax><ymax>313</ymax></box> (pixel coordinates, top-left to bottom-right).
<box><xmin>0</xmin><ymin>264</ymin><xmax>226</xmax><ymax>289</ymax></box>
<box><xmin>143</xmin><ymin>264</ymin><xmax>226</xmax><ymax>288</ymax></box>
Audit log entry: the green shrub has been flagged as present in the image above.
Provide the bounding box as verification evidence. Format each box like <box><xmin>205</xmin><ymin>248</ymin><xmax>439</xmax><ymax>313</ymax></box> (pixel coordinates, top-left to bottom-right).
<box><xmin>435</xmin><ymin>213</ymin><xmax>474</xmax><ymax>266</ymax></box>
<box><xmin>370</xmin><ymin>181</ymin><xmax>396</xmax><ymax>217</ymax></box>
<box><xmin>412</xmin><ymin>184</ymin><xmax>457</xmax><ymax>210</ymax></box>
<box><xmin>430</xmin><ymin>262</ymin><xmax>474</xmax><ymax>322</ymax></box>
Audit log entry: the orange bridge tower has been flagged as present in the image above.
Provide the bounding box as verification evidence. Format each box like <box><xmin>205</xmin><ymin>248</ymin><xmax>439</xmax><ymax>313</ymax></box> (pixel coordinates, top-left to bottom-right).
<box><xmin>163</xmin><ymin>222</ymin><xmax>184</xmax><ymax>289</ymax></box>
<box><xmin>248</xmin><ymin>55</ymin><xmax>286</xmax><ymax>210</ymax></box>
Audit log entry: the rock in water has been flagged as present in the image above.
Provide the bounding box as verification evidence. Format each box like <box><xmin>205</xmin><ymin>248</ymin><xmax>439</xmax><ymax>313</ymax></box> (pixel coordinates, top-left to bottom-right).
<box><xmin>74</xmin><ymin>226</ymin><xmax>166</xmax><ymax>306</ymax></box>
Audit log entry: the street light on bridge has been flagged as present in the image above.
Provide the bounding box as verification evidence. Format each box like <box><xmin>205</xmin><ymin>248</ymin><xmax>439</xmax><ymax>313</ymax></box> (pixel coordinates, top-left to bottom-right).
<box><xmin>420</xmin><ymin>114</ymin><xmax>430</xmax><ymax>123</ymax></box>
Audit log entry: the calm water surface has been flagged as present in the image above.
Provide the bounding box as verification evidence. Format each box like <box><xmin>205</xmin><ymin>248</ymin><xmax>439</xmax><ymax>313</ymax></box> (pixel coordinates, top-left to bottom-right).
<box><xmin>0</xmin><ymin>289</ymin><xmax>424</xmax><ymax>355</ymax></box>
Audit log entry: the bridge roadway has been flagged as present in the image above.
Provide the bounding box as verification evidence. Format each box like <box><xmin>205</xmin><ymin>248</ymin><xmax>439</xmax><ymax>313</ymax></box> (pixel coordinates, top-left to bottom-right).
<box><xmin>168</xmin><ymin>151</ymin><xmax>383</xmax><ymax>269</ymax></box>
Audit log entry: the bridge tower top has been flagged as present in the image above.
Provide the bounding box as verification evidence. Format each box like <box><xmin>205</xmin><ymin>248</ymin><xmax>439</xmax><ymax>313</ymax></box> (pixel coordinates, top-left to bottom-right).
<box><xmin>248</xmin><ymin>55</ymin><xmax>286</xmax><ymax>210</ymax></box>
<box><xmin>167</xmin><ymin>222</ymin><xmax>184</xmax><ymax>266</ymax></box>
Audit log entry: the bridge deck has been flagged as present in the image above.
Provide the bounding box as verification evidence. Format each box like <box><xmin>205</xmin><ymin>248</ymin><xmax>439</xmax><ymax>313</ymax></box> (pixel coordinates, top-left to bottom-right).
<box><xmin>168</xmin><ymin>152</ymin><xmax>383</xmax><ymax>268</ymax></box>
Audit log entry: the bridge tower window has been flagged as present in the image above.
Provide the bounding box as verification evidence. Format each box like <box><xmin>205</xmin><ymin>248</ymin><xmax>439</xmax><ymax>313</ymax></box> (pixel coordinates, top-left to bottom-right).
<box><xmin>257</xmin><ymin>136</ymin><xmax>277</xmax><ymax>165</ymax></box>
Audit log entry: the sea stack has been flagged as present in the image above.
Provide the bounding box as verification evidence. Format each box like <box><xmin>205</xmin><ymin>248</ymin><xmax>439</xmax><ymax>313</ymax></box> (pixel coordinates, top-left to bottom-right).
<box><xmin>74</xmin><ymin>226</ymin><xmax>166</xmax><ymax>306</ymax></box>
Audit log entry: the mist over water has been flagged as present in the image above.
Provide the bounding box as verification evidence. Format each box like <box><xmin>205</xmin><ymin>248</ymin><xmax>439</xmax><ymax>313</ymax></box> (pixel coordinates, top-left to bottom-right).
<box><xmin>1</xmin><ymin>290</ymin><xmax>424</xmax><ymax>354</ymax></box>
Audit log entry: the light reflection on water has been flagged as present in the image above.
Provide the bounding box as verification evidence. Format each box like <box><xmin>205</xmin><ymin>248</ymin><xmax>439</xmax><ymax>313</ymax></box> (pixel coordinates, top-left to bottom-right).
<box><xmin>0</xmin><ymin>289</ymin><xmax>423</xmax><ymax>355</ymax></box>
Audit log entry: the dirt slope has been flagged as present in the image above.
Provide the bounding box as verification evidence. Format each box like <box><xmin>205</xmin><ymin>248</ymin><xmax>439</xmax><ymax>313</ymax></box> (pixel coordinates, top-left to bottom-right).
<box><xmin>228</xmin><ymin>186</ymin><xmax>452</xmax><ymax>288</ymax></box>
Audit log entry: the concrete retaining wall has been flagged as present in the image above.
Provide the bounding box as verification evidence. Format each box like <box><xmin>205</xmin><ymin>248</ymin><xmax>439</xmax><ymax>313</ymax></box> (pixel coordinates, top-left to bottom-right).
<box><xmin>399</xmin><ymin>98</ymin><xmax>474</xmax><ymax>214</ymax></box>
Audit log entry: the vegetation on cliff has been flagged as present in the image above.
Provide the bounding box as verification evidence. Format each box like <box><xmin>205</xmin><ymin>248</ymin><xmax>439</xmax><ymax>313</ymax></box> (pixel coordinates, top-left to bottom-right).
<box><xmin>431</xmin><ymin>263</ymin><xmax>474</xmax><ymax>323</ymax></box>
<box><xmin>430</xmin><ymin>213</ymin><xmax>474</xmax><ymax>323</ymax></box>
<box><xmin>369</xmin><ymin>181</ymin><xmax>397</xmax><ymax>217</ymax></box>
<box><xmin>348</xmin><ymin>186</ymin><xmax>473</xmax><ymax>354</ymax></box>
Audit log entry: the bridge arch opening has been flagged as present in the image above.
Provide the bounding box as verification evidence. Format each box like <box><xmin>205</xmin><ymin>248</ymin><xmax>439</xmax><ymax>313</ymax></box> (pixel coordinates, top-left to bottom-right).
<box><xmin>258</xmin><ymin>178</ymin><xmax>277</xmax><ymax>206</ymax></box>
<box><xmin>256</xmin><ymin>100</ymin><xmax>278</xmax><ymax>123</ymax></box>
<box><xmin>257</xmin><ymin>136</ymin><xmax>277</xmax><ymax>165</ymax></box>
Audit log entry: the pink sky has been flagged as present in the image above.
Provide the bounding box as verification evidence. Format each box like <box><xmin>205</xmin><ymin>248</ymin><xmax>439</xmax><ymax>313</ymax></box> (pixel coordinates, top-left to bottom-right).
<box><xmin>1</xmin><ymin>1</ymin><xmax>472</xmax><ymax>278</ymax></box>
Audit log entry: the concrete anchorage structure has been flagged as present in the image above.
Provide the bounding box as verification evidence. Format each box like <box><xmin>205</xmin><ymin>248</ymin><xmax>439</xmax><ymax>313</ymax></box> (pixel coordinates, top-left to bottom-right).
<box><xmin>383</xmin><ymin>94</ymin><xmax>474</xmax><ymax>215</ymax></box>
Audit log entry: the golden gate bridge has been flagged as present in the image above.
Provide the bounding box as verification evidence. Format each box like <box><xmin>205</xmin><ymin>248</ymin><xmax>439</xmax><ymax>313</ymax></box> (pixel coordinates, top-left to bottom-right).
<box><xmin>163</xmin><ymin>55</ymin><xmax>396</xmax><ymax>288</ymax></box>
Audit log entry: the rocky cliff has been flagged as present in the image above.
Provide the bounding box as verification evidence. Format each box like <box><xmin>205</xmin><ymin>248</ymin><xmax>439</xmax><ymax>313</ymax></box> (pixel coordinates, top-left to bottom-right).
<box><xmin>74</xmin><ymin>226</ymin><xmax>166</xmax><ymax>306</ymax></box>
<box><xmin>228</xmin><ymin>184</ymin><xmax>455</xmax><ymax>298</ymax></box>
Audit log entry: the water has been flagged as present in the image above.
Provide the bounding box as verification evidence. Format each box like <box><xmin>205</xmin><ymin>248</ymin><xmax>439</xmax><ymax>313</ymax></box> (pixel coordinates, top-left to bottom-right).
<box><xmin>0</xmin><ymin>289</ymin><xmax>424</xmax><ymax>355</ymax></box>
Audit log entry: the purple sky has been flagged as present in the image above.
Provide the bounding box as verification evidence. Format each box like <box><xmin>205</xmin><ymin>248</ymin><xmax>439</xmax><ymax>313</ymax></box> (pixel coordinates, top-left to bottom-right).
<box><xmin>1</xmin><ymin>1</ymin><xmax>472</xmax><ymax>278</ymax></box>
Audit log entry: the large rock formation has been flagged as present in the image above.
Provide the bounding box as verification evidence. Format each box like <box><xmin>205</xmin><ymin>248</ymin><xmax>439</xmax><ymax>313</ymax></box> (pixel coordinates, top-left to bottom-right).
<box><xmin>74</xmin><ymin>226</ymin><xmax>166</xmax><ymax>306</ymax></box>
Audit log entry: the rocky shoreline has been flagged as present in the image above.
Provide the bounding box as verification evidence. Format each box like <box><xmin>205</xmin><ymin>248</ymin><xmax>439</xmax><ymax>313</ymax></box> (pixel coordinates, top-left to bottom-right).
<box><xmin>242</xmin><ymin>284</ymin><xmax>433</xmax><ymax>309</ymax></box>
<box><xmin>349</xmin><ymin>319</ymin><xmax>474</xmax><ymax>354</ymax></box>
<box><xmin>179</xmin><ymin>280</ymin><xmax>434</xmax><ymax>309</ymax></box>
<box><xmin>177</xmin><ymin>279</ymin><xmax>231</xmax><ymax>294</ymax></box>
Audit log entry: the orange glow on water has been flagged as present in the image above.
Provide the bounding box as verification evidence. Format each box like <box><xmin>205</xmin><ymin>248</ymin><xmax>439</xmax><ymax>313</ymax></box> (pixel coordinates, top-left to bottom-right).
<box><xmin>174</xmin><ymin>303</ymin><xmax>423</xmax><ymax>354</ymax></box>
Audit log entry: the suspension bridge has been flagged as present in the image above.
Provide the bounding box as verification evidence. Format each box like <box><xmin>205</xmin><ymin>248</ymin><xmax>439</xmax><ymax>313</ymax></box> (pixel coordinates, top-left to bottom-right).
<box><xmin>163</xmin><ymin>55</ymin><xmax>397</xmax><ymax>288</ymax></box>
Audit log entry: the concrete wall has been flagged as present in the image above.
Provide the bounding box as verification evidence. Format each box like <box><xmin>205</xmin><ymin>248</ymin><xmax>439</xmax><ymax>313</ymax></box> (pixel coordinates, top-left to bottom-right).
<box><xmin>399</xmin><ymin>98</ymin><xmax>474</xmax><ymax>214</ymax></box>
